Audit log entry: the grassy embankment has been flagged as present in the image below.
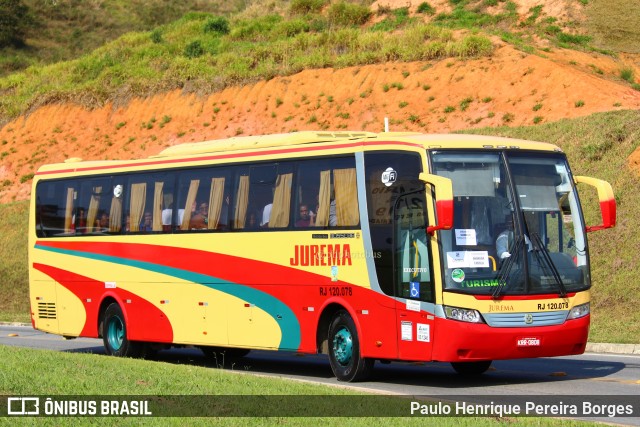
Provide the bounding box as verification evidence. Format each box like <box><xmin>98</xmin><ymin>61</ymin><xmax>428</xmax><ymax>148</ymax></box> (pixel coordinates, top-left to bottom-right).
<box><xmin>0</xmin><ymin>3</ymin><xmax>496</xmax><ymax>122</ymax></box>
<box><xmin>0</xmin><ymin>345</ymin><xmax>598</xmax><ymax>426</ymax></box>
<box><xmin>2</xmin><ymin>110</ymin><xmax>639</xmax><ymax>343</ymax></box>
<box><xmin>0</xmin><ymin>0</ymin><xmax>249</xmax><ymax>77</ymax></box>
<box><xmin>9</xmin><ymin>0</ymin><xmax>638</xmax><ymax>123</ymax></box>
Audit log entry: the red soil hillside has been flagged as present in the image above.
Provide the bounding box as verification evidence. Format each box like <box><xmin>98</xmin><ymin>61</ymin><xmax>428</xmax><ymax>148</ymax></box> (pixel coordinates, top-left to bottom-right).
<box><xmin>1</xmin><ymin>41</ymin><xmax>639</xmax><ymax>203</ymax></box>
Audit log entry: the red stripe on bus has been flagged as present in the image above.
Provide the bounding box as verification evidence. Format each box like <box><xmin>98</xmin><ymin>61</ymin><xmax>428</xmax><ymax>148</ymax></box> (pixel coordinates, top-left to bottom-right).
<box><xmin>33</xmin><ymin>263</ymin><xmax>174</xmax><ymax>342</ymax></box>
<box><xmin>35</xmin><ymin>240</ymin><xmax>395</xmax><ymax>354</ymax></box>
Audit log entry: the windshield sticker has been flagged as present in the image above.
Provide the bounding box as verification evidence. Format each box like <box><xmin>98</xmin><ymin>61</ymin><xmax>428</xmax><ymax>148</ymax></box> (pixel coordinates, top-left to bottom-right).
<box><xmin>381</xmin><ymin>167</ymin><xmax>397</xmax><ymax>187</ymax></box>
<box><xmin>455</xmin><ymin>229</ymin><xmax>477</xmax><ymax>246</ymax></box>
<box><xmin>446</xmin><ymin>251</ymin><xmax>490</xmax><ymax>269</ymax></box>
<box><xmin>451</xmin><ymin>268</ymin><xmax>465</xmax><ymax>283</ymax></box>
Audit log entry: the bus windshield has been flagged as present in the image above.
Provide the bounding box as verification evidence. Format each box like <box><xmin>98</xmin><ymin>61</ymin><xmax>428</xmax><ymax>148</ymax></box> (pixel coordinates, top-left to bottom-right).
<box><xmin>430</xmin><ymin>150</ymin><xmax>589</xmax><ymax>296</ymax></box>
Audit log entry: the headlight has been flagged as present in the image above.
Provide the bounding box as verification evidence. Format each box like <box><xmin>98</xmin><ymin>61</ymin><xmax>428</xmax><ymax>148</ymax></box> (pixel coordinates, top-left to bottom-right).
<box><xmin>567</xmin><ymin>302</ymin><xmax>590</xmax><ymax>319</ymax></box>
<box><xmin>444</xmin><ymin>306</ymin><xmax>484</xmax><ymax>323</ymax></box>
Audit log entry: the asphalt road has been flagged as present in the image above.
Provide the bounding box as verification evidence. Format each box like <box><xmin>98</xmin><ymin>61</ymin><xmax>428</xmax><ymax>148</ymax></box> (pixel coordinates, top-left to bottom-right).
<box><xmin>1</xmin><ymin>325</ymin><xmax>638</xmax><ymax>424</ymax></box>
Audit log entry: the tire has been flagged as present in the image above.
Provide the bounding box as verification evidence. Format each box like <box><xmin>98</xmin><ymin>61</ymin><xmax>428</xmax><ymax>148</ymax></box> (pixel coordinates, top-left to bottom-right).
<box><xmin>102</xmin><ymin>303</ymin><xmax>145</xmax><ymax>358</ymax></box>
<box><xmin>450</xmin><ymin>360</ymin><xmax>492</xmax><ymax>375</ymax></box>
<box><xmin>327</xmin><ymin>310</ymin><xmax>373</xmax><ymax>382</ymax></box>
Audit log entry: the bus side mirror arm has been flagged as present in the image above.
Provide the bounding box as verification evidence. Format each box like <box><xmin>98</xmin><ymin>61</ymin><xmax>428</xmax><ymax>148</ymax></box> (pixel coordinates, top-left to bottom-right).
<box><xmin>419</xmin><ymin>172</ymin><xmax>453</xmax><ymax>235</ymax></box>
<box><xmin>574</xmin><ymin>176</ymin><xmax>616</xmax><ymax>232</ymax></box>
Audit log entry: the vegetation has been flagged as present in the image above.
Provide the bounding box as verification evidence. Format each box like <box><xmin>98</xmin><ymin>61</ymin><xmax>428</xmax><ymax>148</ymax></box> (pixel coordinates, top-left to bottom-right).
<box><xmin>0</xmin><ymin>9</ymin><xmax>493</xmax><ymax>123</ymax></box>
<box><xmin>0</xmin><ymin>200</ymin><xmax>29</xmax><ymax>322</ymax></box>
<box><xmin>0</xmin><ymin>346</ymin><xmax>592</xmax><ymax>426</ymax></box>
<box><xmin>0</xmin><ymin>0</ymin><xmax>633</xmax><ymax>124</ymax></box>
<box><xmin>0</xmin><ymin>0</ymin><xmax>248</xmax><ymax>76</ymax></box>
<box><xmin>0</xmin><ymin>0</ymin><xmax>31</xmax><ymax>48</ymax></box>
<box><xmin>586</xmin><ymin>0</ymin><xmax>640</xmax><ymax>53</ymax></box>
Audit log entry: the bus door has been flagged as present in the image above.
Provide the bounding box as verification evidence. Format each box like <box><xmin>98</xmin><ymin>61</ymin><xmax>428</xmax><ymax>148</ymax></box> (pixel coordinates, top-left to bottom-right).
<box><xmin>393</xmin><ymin>191</ymin><xmax>435</xmax><ymax>361</ymax></box>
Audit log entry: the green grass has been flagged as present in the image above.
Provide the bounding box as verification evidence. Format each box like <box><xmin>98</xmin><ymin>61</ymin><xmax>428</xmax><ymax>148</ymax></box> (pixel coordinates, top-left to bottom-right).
<box><xmin>0</xmin><ymin>7</ymin><xmax>496</xmax><ymax>124</ymax></box>
<box><xmin>0</xmin><ymin>1</ymin><xmax>249</xmax><ymax>78</ymax></box>
<box><xmin>0</xmin><ymin>200</ymin><xmax>29</xmax><ymax>323</ymax></box>
<box><xmin>586</xmin><ymin>0</ymin><xmax>640</xmax><ymax>53</ymax></box>
<box><xmin>0</xmin><ymin>346</ymin><xmax>602</xmax><ymax>425</ymax></box>
<box><xmin>2</xmin><ymin>0</ymin><xmax>631</xmax><ymax>126</ymax></box>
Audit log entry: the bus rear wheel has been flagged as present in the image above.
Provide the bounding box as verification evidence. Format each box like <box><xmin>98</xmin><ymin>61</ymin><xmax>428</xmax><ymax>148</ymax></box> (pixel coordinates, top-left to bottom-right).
<box><xmin>102</xmin><ymin>303</ymin><xmax>145</xmax><ymax>358</ymax></box>
<box><xmin>450</xmin><ymin>360</ymin><xmax>492</xmax><ymax>375</ymax></box>
<box><xmin>328</xmin><ymin>310</ymin><xmax>373</xmax><ymax>382</ymax></box>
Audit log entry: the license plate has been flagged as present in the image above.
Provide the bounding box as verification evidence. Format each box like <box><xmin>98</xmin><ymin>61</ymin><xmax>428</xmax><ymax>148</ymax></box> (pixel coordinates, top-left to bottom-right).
<box><xmin>517</xmin><ymin>337</ymin><xmax>540</xmax><ymax>347</ymax></box>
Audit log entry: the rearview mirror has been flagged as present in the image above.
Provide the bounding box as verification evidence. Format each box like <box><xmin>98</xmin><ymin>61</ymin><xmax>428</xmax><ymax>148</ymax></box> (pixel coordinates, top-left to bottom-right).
<box><xmin>419</xmin><ymin>172</ymin><xmax>453</xmax><ymax>235</ymax></box>
<box><xmin>574</xmin><ymin>176</ymin><xmax>616</xmax><ymax>232</ymax></box>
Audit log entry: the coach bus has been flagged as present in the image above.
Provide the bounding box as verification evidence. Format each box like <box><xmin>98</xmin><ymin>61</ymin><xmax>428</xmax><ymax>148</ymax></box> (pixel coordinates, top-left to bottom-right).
<box><xmin>29</xmin><ymin>131</ymin><xmax>615</xmax><ymax>381</ymax></box>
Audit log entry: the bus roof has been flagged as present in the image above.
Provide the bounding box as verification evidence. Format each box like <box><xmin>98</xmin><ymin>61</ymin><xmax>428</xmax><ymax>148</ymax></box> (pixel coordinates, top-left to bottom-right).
<box><xmin>152</xmin><ymin>131</ymin><xmax>379</xmax><ymax>157</ymax></box>
<box><xmin>36</xmin><ymin>131</ymin><xmax>561</xmax><ymax>175</ymax></box>
<box><xmin>152</xmin><ymin>131</ymin><xmax>560</xmax><ymax>157</ymax></box>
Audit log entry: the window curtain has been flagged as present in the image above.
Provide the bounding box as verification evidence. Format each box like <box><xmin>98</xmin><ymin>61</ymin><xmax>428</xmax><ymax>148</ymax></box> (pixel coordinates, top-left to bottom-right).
<box><xmin>180</xmin><ymin>179</ymin><xmax>199</xmax><ymax>230</ymax></box>
<box><xmin>208</xmin><ymin>177</ymin><xmax>225</xmax><ymax>230</ymax></box>
<box><xmin>129</xmin><ymin>183</ymin><xmax>146</xmax><ymax>232</ymax></box>
<box><xmin>109</xmin><ymin>195</ymin><xmax>122</xmax><ymax>232</ymax></box>
<box><xmin>314</xmin><ymin>170</ymin><xmax>331</xmax><ymax>227</ymax></box>
<box><xmin>152</xmin><ymin>182</ymin><xmax>164</xmax><ymax>232</ymax></box>
<box><xmin>86</xmin><ymin>186</ymin><xmax>102</xmax><ymax>233</ymax></box>
<box><xmin>234</xmin><ymin>175</ymin><xmax>249</xmax><ymax>229</ymax></box>
<box><xmin>64</xmin><ymin>187</ymin><xmax>74</xmax><ymax>233</ymax></box>
<box><xmin>269</xmin><ymin>173</ymin><xmax>292</xmax><ymax>228</ymax></box>
<box><xmin>334</xmin><ymin>168</ymin><xmax>359</xmax><ymax>226</ymax></box>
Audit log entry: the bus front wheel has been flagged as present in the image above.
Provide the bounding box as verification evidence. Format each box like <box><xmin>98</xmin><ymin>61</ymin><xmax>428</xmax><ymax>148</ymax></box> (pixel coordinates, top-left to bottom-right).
<box><xmin>102</xmin><ymin>303</ymin><xmax>145</xmax><ymax>358</ymax></box>
<box><xmin>450</xmin><ymin>360</ymin><xmax>492</xmax><ymax>375</ymax></box>
<box><xmin>328</xmin><ymin>310</ymin><xmax>373</xmax><ymax>382</ymax></box>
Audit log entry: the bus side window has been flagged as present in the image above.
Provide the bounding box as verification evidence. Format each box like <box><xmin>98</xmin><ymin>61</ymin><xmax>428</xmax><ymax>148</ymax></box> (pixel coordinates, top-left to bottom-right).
<box><xmin>295</xmin><ymin>157</ymin><xmax>358</xmax><ymax>229</ymax></box>
<box><xmin>35</xmin><ymin>181</ymin><xmax>78</xmax><ymax>237</ymax></box>
<box><xmin>244</xmin><ymin>163</ymin><xmax>293</xmax><ymax>230</ymax></box>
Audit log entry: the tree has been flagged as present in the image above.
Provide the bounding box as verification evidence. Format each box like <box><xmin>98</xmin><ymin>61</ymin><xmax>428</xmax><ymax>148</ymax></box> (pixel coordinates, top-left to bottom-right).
<box><xmin>0</xmin><ymin>0</ymin><xmax>31</xmax><ymax>48</ymax></box>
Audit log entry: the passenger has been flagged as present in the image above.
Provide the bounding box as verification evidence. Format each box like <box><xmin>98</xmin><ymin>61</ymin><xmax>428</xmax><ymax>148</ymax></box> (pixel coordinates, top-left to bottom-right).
<box><xmin>189</xmin><ymin>202</ymin><xmax>208</xmax><ymax>229</ymax></box>
<box><xmin>496</xmin><ymin>215</ymin><xmax>532</xmax><ymax>260</ymax></box>
<box><xmin>141</xmin><ymin>211</ymin><xmax>153</xmax><ymax>231</ymax></box>
<box><xmin>261</xmin><ymin>203</ymin><xmax>272</xmax><ymax>228</ymax></box>
<box><xmin>295</xmin><ymin>204</ymin><xmax>315</xmax><ymax>227</ymax></box>
<box><xmin>76</xmin><ymin>208</ymin><xmax>87</xmax><ymax>233</ymax></box>
<box><xmin>161</xmin><ymin>204</ymin><xmax>173</xmax><ymax>226</ymax></box>
<box><xmin>97</xmin><ymin>212</ymin><xmax>109</xmax><ymax>231</ymax></box>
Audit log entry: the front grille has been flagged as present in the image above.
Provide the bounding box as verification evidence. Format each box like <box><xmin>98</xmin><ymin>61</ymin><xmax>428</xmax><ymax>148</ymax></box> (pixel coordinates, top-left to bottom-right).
<box><xmin>37</xmin><ymin>302</ymin><xmax>57</xmax><ymax>319</ymax></box>
<box><xmin>484</xmin><ymin>310</ymin><xmax>568</xmax><ymax>327</ymax></box>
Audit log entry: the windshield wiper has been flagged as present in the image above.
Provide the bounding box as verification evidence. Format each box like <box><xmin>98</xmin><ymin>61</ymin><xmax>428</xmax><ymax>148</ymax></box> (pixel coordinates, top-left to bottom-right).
<box><xmin>492</xmin><ymin>235</ymin><xmax>523</xmax><ymax>299</ymax></box>
<box><xmin>530</xmin><ymin>232</ymin><xmax>568</xmax><ymax>298</ymax></box>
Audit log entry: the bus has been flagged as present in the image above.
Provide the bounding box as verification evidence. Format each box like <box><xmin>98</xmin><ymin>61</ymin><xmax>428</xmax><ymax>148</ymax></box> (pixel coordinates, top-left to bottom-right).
<box><xmin>29</xmin><ymin>131</ymin><xmax>615</xmax><ymax>381</ymax></box>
